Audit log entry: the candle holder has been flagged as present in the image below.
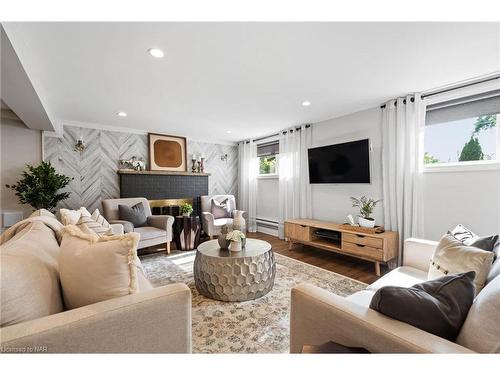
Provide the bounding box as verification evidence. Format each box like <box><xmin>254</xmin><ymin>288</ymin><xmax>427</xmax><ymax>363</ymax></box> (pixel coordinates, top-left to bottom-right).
<box><xmin>200</xmin><ymin>158</ymin><xmax>205</xmax><ymax>173</ymax></box>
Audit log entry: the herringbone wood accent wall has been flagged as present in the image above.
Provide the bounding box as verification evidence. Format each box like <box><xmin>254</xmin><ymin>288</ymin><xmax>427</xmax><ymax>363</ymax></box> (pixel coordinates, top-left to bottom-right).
<box><xmin>44</xmin><ymin>126</ymin><xmax>238</xmax><ymax>212</ymax></box>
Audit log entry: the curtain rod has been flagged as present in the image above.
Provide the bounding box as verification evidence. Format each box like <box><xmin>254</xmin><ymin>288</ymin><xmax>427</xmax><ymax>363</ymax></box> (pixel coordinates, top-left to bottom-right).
<box><xmin>380</xmin><ymin>74</ymin><xmax>500</xmax><ymax>109</ymax></box>
<box><xmin>242</xmin><ymin>124</ymin><xmax>311</xmax><ymax>144</ymax></box>
<box><xmin>380</xmin><ymin>97</ymin><xmax>414</xmax><ymax>109</ymax></box>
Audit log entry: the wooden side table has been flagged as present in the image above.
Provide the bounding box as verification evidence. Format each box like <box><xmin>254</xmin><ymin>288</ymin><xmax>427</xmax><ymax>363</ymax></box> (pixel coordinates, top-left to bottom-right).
<box><xmin>173</xmin><ymin>215</ymin><xmax>201</xmax><ymax>250</ymax></box>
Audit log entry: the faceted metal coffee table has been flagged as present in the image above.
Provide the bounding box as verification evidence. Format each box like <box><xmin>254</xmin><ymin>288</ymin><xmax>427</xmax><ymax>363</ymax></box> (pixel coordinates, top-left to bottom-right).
<box><xmin>194</xmin><ymin>239</ymin><xmax>276</xmax><ymax>302</ymax></box>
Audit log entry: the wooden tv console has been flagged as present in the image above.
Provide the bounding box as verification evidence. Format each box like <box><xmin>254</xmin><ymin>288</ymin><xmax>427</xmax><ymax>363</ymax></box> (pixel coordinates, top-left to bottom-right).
<box><xmin>284</xmin><ymin>219</ymin><xmax>399</xmax><ymax>276</ymax></box>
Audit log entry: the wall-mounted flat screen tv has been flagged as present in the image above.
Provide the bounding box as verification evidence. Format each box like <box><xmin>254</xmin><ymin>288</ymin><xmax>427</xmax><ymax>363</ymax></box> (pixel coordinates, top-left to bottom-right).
<box><xmin>308</xmin><ymin>139</ymin><xmax>370</xmax><ymax>183</ymax></box>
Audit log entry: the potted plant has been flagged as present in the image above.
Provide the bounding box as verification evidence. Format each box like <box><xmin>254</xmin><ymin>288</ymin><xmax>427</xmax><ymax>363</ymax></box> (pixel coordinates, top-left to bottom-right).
<box><xmin>350</xmin><ymin>196</ymin><xmax>382</xmax><ymax>228</ymax></box>
<box><xmin>226</xmin><ymin>230</ymin><xmax>246</xmax><ymax>252</ymax></box>
<box><xmin>180</xmin><ymin>203</ymin><xmax>193</xmax><ymax>217</ymax></box>
<box><xmin>5</xmin><ymin>161</ymin><xmax>72</xmax><ymax>213</ymax></box>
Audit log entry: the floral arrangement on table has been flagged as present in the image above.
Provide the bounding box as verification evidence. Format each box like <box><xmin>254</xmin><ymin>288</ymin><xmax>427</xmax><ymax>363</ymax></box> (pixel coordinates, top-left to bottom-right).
<box><xmin>226</xmin><ymin>229</ymin><xmax>246</xmax><ymax>252</ymax></box>
<box><xmin>180</xmin><ymin>203</ymin><xmax>193</xmax><ymax>216</ymax></box>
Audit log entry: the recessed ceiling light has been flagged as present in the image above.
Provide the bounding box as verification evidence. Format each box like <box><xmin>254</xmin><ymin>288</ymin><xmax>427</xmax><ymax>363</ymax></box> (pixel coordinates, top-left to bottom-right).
<box><xmin>148</xmin><ymin>48</ymin><xmax>164</xmax><ymax>58</ymax></box>
<box><xmin>302</xmin><ymin>100</ymin><xmax>311</xmax><ymax>107</ymax></box>
<box><xmin>226</xmin><ymin>130</ymin><xmax>232</xmax><ymax>134</ymax></box>
<box><xmin>117</xmin><ymin>111</ymin><xmax>127</xmax><ymax>117</ymax></box>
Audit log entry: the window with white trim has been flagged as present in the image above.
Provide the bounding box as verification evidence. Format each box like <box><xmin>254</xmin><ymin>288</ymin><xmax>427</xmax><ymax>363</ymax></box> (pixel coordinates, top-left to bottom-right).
<box><xmin>424</xmin><ymin>91</ymin><xmax>500</xmax><ymax>166</ymax></box>
<box><xmin>257</xmin><ymin>141</ymin><xmax>279</xmax><ymax>176</ymax></box>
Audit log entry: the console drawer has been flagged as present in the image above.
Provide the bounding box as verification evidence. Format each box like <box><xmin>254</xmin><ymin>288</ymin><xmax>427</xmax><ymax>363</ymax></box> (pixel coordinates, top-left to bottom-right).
<box><xmin>343</xmin><ymin>232</ymin><xmax>383</xmax><ymax>249</ymax></box>
<box><xmin>285</xmin><ymin>223</ymin><xmax>310</xmax><ymax>242</ymax></box>
<box><xmin>341</xmin><ymin>240</ymin><xmax>384</xmax><ymax>261</ymax></box>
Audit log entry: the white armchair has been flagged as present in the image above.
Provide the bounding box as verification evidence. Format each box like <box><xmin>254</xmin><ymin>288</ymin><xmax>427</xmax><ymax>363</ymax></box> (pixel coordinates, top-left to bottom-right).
<box><xmin>200</xmin><ymin>195</ymin><xmax>245</xmax><ymax>238</ymax></box>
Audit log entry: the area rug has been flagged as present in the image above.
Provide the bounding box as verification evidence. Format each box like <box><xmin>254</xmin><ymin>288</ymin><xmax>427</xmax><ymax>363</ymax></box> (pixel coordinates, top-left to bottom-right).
<box><xmin>140</xmin><ymin>251</ymin><xmax>366</xmax><ymax>353</ymax></box>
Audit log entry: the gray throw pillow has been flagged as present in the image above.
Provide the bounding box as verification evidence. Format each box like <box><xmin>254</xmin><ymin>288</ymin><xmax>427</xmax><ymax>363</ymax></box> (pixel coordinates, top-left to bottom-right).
<box><xmin>211</xmin><ymin>199</ymin><xmax>231</xmax><ymax>219</ymax></box>
<box><xmin>452</xmin><ymin>232</ymin><xmax>499</xmax><ymax>284</ymax></box>
<box><xmin>118</xmin><ymin>203</ymin><xmax>147</xmax><ymax>228</ymax></box>
<box><xmin>370</xmin><ymin>271</ymin><xmax>476</xmax><ymax>341</ymax></box>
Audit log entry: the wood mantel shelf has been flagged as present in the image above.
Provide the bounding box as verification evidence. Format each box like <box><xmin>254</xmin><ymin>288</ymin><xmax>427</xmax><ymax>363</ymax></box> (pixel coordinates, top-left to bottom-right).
<box><xmin>117</xmin><ymin>169</ymin><xmax>211</xmax><ymax>176</ymax></box>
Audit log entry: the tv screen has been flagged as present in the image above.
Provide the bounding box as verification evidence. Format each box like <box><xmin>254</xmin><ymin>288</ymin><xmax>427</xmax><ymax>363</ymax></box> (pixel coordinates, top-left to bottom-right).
<box><xmin>308</xmin><ymin>139</ymin><xmax>370</xmax><ymax>183</ymax></box>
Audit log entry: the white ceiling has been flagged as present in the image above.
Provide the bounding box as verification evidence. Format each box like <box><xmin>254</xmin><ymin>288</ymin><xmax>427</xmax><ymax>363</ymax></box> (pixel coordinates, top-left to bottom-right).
<box><xmin>3</xmin><ymin>22</ymin><xmax>500</xmax><ymax>142</ymax></box>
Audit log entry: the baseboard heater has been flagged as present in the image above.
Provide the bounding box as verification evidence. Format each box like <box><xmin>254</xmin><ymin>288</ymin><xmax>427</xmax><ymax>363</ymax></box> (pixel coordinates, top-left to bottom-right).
<box><xmin>256</xmin><ymin>218</ymin><xmax>278</xmax><ymax>228</ymax></box>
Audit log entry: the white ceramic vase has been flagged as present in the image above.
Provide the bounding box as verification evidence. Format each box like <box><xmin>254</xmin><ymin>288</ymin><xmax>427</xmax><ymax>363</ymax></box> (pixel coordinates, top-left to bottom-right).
<box><xmin>358</xmin><ymin>216</ymin><xmax>375</xmax><ymax>228</ymax></box>
<box><xmin>232</xmin><ymin>210</ymin><xmax>246</xmax><ymax>233</ymax></box>
<box><xmin>229</xmin><ymin>241</ymin><xmax>242</xmax><ymax>252</ymax></box>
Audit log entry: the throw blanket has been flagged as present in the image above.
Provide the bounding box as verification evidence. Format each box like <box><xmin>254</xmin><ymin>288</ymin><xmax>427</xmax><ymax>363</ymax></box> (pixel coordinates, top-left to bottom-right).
<box><xmin>0</xmin><ymin>216</ymin><xmax>64</xmax><ymax>245</ymax></box>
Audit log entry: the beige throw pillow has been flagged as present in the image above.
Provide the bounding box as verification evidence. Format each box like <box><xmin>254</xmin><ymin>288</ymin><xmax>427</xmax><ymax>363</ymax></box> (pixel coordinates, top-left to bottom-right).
<box><xmin>29</xmin><ymin>209</ymin><xmax>57</xmax><ymax>219</ymax></box>
<box><xmin>91</xmin><ymin>208</ymin><xmax>110</xmax><ymax>228</ymax></box>
<box><xmin>59</xmin><ymin>207</ymin><xmax>85</xmax><ymax>225</ymax></box>
<box><xmin>59</xmin><ymin>225</ymin><xmax>142</xmax><ymax>309</ymax></box>
<box><xmin>76</xmin><ymin>208</ymin><xmax>112</xmax><ymax>236</ymax></box>
<box><xmin>429</xmin><ymin>234</ymin><xmax>494</xmax><ymax>294</ymax></box>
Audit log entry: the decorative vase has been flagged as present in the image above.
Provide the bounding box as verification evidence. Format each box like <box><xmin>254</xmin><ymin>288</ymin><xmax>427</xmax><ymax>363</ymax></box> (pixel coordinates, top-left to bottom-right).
<box><xmin>358</xmin><ymin>216</ymin><xmax>375</xmax><ymax>228</ymax></box>
<box><xmin>183</xmin><ymin>212</ymin><xmax>191</xmax><ymax>217</ymax></box>
<box><xmin>229</xmin><ymin>241</ymin><xmax>242</xmax><ymax>252</ymax></box>
<box><xmin>233</xmin><ymin>210</ymin><xmax>246</xmax><ymax>233</ymax></box>
<box><xmin>218</xmin><ymin>234</ymin><xmax>229</xmax><ymax>249</ymax></box>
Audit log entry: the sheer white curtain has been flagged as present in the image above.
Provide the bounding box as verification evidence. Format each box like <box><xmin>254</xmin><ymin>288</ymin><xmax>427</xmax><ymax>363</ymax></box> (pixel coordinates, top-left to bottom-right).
<box><xmin>381</xmin><ymin>94</ymin><xmax>426</xmax><ymax>264</ymax></box>
<box><xmin>238</xmin><ymin>140</ymin><xmax>258</xmax><ymax>232</ymax></box>
<box><xmin>278</xmin><ymin>125</ymin><xmax>312</xmax><ymax>239</ymax></box>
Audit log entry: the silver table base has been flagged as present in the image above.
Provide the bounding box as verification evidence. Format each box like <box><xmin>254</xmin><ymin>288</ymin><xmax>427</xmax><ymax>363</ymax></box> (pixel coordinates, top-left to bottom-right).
<box><xmin>194</xmin><ymin>239</ymin><xmax>276</xmax><ymax>302</ymax></box>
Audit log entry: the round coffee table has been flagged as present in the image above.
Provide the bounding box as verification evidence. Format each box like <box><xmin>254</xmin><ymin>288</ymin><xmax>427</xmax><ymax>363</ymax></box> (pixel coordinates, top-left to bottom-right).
<box><xmin>193</xmin><ymin>239</ymin><xmax>276</xmax><ymax>302</ymax></box>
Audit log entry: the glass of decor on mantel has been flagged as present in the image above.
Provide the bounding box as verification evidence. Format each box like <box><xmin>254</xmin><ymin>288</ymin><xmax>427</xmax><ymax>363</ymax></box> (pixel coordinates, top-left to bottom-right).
<box><xmin>226</xmin><ymin>230</ymin><xmax>246</xmax><ymax>252</ymax></box>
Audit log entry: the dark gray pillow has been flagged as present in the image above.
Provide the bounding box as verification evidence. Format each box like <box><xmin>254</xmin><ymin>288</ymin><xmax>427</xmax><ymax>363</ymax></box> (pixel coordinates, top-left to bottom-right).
<box><xmin>369</xmin><ymin>271</ymin><xmax>476</xmax><ymax>341</ymax></box>
<box><xmin>211</xmin><ymin>199</ymin><xmax>231</xmax><ymax>219</ymax></box>
<box><xmin>118</xmin><ymin>203</ymin><xmax>147</xmax><ymax>227</ymax></box>
<box><xmin>461</xmin><ymin>234</ymin><xmax>499</xmax><ymax>283</ymax></box>
<box><xmin>470</xmin><ymin>235</ymin><xmax>499</xmax><ymax>256</ymax></box>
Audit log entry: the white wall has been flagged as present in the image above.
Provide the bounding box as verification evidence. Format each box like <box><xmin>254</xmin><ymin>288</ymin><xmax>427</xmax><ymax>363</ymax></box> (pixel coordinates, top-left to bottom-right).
<box><xmin>310</xmin><ymin>107</ymin><xmax>384</xmax><ymax>224</ymax></box>
<box><xmin>256</xmin><ymin>177</ymin><xmax>279</xmax><ymax>222</ymax></box>
<box><xmin>422</xmin><ymin>170</ymin><xmax>500</xmax><ymax>240</ymax></box>
<box><xmin>0</xmin><ymin>116</ymin><xmax>42</xmax><ymax>225</ymax></box>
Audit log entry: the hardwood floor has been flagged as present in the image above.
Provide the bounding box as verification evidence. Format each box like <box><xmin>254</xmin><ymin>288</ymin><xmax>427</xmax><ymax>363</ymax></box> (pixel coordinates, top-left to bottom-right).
<box><xmin>247</xmin><ymin>232</ymin><xmax>386</xmax><ymax>284</ymax></box>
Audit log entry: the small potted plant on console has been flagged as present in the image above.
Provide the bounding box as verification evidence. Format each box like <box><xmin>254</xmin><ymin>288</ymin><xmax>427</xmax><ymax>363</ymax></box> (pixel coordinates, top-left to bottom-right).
<box><xmin>350</xmin><ymin>196</ymin><xmax>381</xmax><ymax>228</ymax></box>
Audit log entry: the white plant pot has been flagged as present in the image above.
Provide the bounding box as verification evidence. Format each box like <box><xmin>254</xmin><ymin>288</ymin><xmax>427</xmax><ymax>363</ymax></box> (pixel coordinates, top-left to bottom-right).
<box><xmin>358</xmin><ymin>216</ymin><xmax>375</xmax><ymax>228</ymax></box>
<box><xmin>229</xmin><ymin>241</ymin><xmax>242</xmax><ymax>252</ymax></box>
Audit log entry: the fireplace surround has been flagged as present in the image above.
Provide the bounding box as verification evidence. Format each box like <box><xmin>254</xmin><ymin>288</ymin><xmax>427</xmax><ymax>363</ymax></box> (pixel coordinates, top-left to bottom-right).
<box><xmin>118</xmin><ymin>170</ymin><xmax>210</xmax><ymax>218</ymax></box>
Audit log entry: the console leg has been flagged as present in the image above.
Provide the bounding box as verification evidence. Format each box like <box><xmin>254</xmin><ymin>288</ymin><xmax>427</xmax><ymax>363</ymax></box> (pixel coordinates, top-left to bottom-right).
<box><xmin>374</xmin><ymin>261</ymin><xmax>381</xmax><ymax>277</ymax></box>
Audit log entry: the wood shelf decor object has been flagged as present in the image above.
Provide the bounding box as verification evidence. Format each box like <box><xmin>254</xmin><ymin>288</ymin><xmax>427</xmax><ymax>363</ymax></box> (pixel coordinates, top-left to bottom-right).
<box><xmin>338</xmin><ymin>223</ymin><xmax>385</xmax><ymax>234</ymax></box>
<box><xmin>118</xmin><ymin>170</ymin><xmax>211</xmax><ymax>176</ymax></box>
<box><xmin>284</xmin><ymin>219</ymin><xmax>398</xmax><ymax>276</ymax></box>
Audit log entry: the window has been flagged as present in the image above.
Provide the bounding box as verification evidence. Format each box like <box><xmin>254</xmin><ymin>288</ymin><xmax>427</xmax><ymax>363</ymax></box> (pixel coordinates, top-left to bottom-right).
<box><xmin>257</xmin><ymin>141</ymin><xmax>279</xmax><ymax>176</ymax></box>
<box><xmin>424</xmin><ymin>91</ymin><xmax>500</xmax><ymax>168</ymax></box>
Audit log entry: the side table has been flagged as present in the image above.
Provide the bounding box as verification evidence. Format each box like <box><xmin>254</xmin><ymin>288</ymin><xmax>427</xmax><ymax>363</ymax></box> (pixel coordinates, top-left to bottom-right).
<box><xmin>173</xmin><ymin>215</ymin><xmax>201</xmax><ymax>250</ymax></box>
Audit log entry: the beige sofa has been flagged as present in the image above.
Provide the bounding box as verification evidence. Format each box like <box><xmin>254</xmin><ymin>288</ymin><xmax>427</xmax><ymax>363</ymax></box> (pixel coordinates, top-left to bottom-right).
<box><xmin>290</xmin><ymin>238</ymin><xmax>500</xmax><ymax>353</ymax></box>
<box><xmin>102</xmin><ymin>197</ymin><xmax>174</xmax><ymax>253</ymax></box>
<box><xmin>0</xmin><ymin>217</ymin><xmax>191</xmax><ymax>353</ymax></box>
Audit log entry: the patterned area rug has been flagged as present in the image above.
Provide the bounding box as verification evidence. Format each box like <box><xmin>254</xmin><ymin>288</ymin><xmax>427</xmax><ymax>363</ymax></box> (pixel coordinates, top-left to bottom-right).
<box><xmin>140</xmin><ymin>250</ymin><xmax>366</xmax><ymax>353</ymax></box>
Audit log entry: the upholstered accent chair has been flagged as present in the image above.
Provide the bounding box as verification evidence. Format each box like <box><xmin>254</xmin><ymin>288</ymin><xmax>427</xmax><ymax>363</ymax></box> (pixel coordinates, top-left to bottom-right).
<box><xmin>201</xmin><ymin>195</ymin><xmax>245</xmax><ymax>238</ymax></box>
<box><xmin>102</xmin><ymin>197</ymin><xmax>174</xmax><ymax>253</ymax></box>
